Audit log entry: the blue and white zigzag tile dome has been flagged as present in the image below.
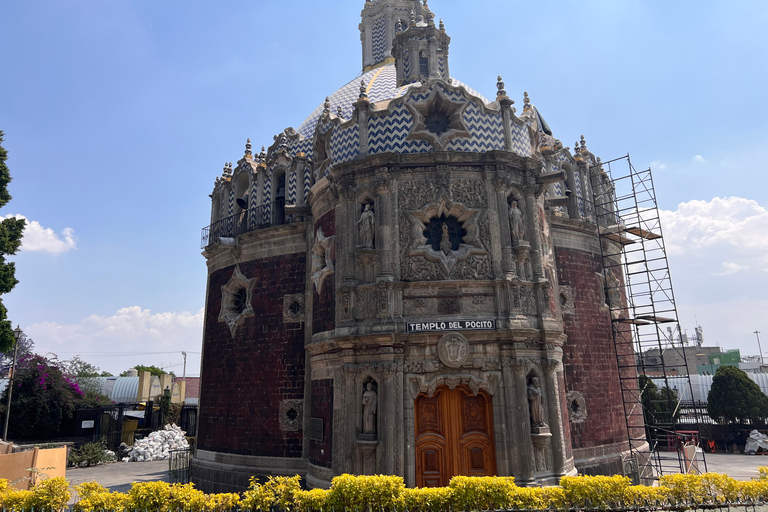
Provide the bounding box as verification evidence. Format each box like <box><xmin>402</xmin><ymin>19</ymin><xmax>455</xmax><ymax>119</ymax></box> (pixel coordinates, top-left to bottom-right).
<box><xmin>297</xmin><ymin>64</ymin><xmax>489</xmax><ymax>138</ymax></box>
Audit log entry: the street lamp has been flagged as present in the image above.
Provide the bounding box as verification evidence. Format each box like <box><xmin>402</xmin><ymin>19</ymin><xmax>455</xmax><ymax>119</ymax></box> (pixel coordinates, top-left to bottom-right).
<box><xmin>3</xmin><ymin>326</ymin><xmax>23</xmax><ymax>442</ymax></box>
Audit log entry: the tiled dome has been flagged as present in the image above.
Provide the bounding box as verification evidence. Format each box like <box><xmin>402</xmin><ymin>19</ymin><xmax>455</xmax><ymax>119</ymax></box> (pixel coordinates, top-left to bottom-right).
<box><xmin>297</xmin><ymin>64</ymin><xmax>489</xmax><ymax>138</ymax></box>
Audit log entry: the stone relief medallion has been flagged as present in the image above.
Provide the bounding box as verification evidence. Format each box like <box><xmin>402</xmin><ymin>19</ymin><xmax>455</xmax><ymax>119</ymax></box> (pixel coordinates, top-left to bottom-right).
<box><xmin>566</xmin><ymin>390</ymin><xmax>588</xmax><ymax>424</ymax></box>
<box><xmin>437</xmin><ymin>333</ymin><xmax>470</xmax><ymax>368</ymax></box>
<box><xmin>279</xmin><ymin>399</ymin><xmax>304</xmax><ymax>432</ymax></box>
<box><xmin>282</xmin><ymin>293</ymin><xmax>305</xmax><ymax>323</ymax></box>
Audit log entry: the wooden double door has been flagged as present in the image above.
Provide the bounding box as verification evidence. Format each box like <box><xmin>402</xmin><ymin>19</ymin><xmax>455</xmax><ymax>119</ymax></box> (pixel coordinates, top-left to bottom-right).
<box><xmin>415</xmin><ymin>385</ymin><xmax>497</xmax><ymax>487</ymax></box>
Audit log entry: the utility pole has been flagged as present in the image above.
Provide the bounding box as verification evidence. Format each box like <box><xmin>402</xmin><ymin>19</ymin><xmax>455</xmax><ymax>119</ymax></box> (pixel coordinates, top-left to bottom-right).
<box><xmin>755</xmin><ymin>331</ymin><xmax>764</xmax><ymax>366</ymax></box>
<box><xmin>3</xmin><ymin>326</ymin><xmax>23</xmax><ymax>441</ymax></box>
<box><xmin>181</xmin><ymin>351</ymin><xmax>187</xmax><ymax>383</ymax></box>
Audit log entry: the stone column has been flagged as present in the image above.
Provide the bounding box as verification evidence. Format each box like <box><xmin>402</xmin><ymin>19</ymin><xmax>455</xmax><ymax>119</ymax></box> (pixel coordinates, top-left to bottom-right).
<box><xmin>578</xmin><ymin>161</ymin><xmax>592</xmax><ymax>221</ymax></box>
<box><xmin>542</xmin><ymin>359</ymin><xmax>566</xmax><ymax>478</ymax></box>
<box><xmin>376</xmin><ymin>172</ymin><xmax>394</xmax><ymax>280</ymax></box>
<box><xmin>565</xmin><ymin>166</ymin><xmax>579</xmax><ymax>219</ymax></box>
<box><xmin>341</xmin><ymin>185</ymin><xmax>357</xmax><ymax>287</ymax></box>
<box><xmin>510</xmin><ymin>359</ymin><xmax>536</xmax><ymax>485</ymax></box>
<box><xmin>494</xmin><ymin>176</ymin><xmax>515</xmax><ymax>278</ymax></box>
<box><xmin>385</xmin><ymin>12</ymin><xmax>394</xmax><ymax>58</ymax></box>
<box><xmin>364</xmin><ymin>22</ymin><xmax>374</xmax><ymax>68</ymax></box>
<box><xmin>523</xmin><ymin>190</ymin><xmax>543</xmax><ymax>280</ymax></box>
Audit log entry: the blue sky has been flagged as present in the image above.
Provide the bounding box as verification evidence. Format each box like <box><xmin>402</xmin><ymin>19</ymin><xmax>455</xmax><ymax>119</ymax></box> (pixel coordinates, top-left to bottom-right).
<box><xmin>1</xmin><ymin>0</ymin><xmax>767</xmax><ymax>376</ymax></box>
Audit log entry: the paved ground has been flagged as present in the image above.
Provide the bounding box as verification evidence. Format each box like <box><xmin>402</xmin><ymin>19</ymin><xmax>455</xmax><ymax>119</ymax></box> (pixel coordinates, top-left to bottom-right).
<box><xmin>66</xmin><ymin>460</ymin><xmax>169</xmax><ymax>497</ymax></box>
<box><xmin>702</xmin><ymin>452</ymin><xmax>768</xmax><ymax>480</ymax></box>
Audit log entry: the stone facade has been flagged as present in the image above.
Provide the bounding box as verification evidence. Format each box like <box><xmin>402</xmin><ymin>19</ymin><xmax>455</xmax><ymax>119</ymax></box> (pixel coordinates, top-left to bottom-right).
<box><xmin>193</xmin><ymin>0</ymin><xmax>640</xmax><ymax>492</ymax></box>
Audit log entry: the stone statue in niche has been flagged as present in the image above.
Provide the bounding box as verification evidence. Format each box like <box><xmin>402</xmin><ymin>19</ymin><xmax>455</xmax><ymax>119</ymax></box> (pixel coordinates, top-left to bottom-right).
<box><xmin>362</xmin><ymin>382</ymin><xmax>378</xmax><ymax>435</ymax></box>
<box><xmin>527</xmin><ymin>376</ymin><xmax>547</xmax><ymax>427</ymax></box>
<box><xmin>357</xmin><ymin>203</ymin><xmax>375</xmax><ymax>249</ymax></box>
<box><xmin>440</xmin><ymin>222</ymin><xmax>451</xmax><ymax>255</ymax></box>
<box><xmin>508</xmin><ymin>200</ymin><xmax>525</xmax><ymax>244</ymax></box>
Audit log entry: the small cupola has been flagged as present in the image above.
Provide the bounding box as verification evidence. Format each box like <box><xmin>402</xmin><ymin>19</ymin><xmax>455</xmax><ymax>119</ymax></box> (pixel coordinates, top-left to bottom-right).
<box><xmin>392</xmin><ymin>5</ymin><xmax>451</xmax><ymax>86</ymax></box>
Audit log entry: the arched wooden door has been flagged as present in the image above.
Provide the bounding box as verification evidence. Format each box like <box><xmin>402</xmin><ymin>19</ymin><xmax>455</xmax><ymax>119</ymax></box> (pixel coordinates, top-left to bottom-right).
<box><xmin>415</xmin><ymin>385</ymin><xmax>496</xmax><ymax>487</ymax></box>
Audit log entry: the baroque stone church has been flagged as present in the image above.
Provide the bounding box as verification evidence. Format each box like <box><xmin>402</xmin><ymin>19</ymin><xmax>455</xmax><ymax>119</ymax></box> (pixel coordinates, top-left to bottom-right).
<box><xmin>192</xmin><ymin>0</ymin><xmax>636</xmax><ymax>493</ymax></box>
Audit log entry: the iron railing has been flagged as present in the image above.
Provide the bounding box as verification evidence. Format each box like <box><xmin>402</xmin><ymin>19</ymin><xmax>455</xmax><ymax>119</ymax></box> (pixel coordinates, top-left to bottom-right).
<box><xmin>169</xmin><ymin>447</ymin><xmax>194</xmax><ymax>484</ymax></box>
<box><xmin>201</xmin><ymin>199</ymin><xmax>286</xmax><ymax>249</ymax></box>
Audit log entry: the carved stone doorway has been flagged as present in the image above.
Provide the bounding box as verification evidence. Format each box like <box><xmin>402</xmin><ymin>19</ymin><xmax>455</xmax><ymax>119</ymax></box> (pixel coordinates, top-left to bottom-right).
<box><xmin>415</xmin><ymin>385</ymin><xmax>496</xmax><ymax>487</ymax></box>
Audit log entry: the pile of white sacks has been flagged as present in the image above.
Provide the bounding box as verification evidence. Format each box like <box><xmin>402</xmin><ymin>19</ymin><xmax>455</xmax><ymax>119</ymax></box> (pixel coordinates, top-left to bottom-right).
<box><xmin>123</xmin><ymin>424</ymin><xmax>189</xmax><ymax>462</ymax></box>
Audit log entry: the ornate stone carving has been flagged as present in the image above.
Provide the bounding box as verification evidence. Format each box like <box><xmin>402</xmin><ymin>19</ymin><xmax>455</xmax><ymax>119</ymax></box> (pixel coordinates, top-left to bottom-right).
<box><xmin>356</xmin><ymin>287</ymin><xmax>378</xmax><ymax>319</ymax></box>
<box><xmin>437</xmin><ymin>333</ymin><xmax>470</xmax><ymax>368</ymax></box>
<box><xmin>282</xmin><ymin>293</ymin><xmax>305</xmax><ymax>323</ymax></box>
<box><xmin>279</xmin><ymin>399</ymin><xmax>303</xmax><ymax>432</ymax></box>
<box><xmin>518</xmin><ymin>286</ymin><xmax>537</xmax><ymax>315</ymax></box>
<box><xmin>567</xmin><ymin>390</ymin><xmax>588</xmax><ymax>424</ymax></box>
<box><xmin>403</xmin><ymin>360</ymin><xmax>441</xmax><ymax>373</ymax></box>
<box><xmin>219</xmin><ymin>265</ymin><xmax>256</xmax><ymax>337</ymax></box>
<box><xmin>377</xmin><ymin>281</ymin><xmax>389</xmax><ymax>314</ymax></box>
<box><xmin>437</xmin><ymin>297</ymin><xmax>460</xmax><ymax>315</ymax></box>
<box><xmin>312</xmin><ymin>227</ymin><xmax>335</xmax><ymax>293</ymax></box>
<box><xmin>450</xmin><ymin>179</ymin><xmax>487</xmax><ymax>208</ymax></box>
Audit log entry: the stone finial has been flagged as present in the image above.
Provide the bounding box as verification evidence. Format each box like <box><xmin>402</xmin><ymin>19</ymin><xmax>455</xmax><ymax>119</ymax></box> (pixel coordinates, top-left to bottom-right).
<box><xmin>359</xmin><ymin>80</ymin><xmax>368</xmax><ymax>100</ymax></box>
<box><xmin>574</xmin><ymin>142</ymin><xmax>580</xmax><ymax>154</ymax></box>
<box><xmin>427</xmin><ymin>11</ymin><xmax>435</xmax><ymax>28</ymax></box>
<box><xmin>580</xmin><ymin>134</ymin><xmax>587</xmax><ymax>151</ymax></box>
<box><xmin>257</xmin><ymin>146</ymin><xmax>267</xmax><ymax>165</ymax></box>
<box><xmin>496</xmin><ymin>75</ymin><xmax>506</xmax><ymax>98</ymax></box>
<box><xmin>596</xmin><ymin>156</ymin><xmax>602</xmax><ymax>165</ymax></box>
<box><xmin>323</xmin><ymin>97</ymin><xmax>331</xmax><ymax>115</ymax></box>
<box><xmin>396</xmin><ymin>18</ymin><xmax>403</xmax><ymax>33</ymax></box>
<box><xmin>337</xmin><ymin>106</ymin><xmax>344</xmax><ymax>118</ymax></box>
<box><xmin>439</xmin><ymin>18</ymin><xmax>445</xmax><ymax>31</ymax></box>
<box><xmin>410</xmin><ymin>10</ymin><xmax>416</xmax><ymax>26</ymax></box>
<box><xmin>245</xmin><ymin>138</ymin><xmax>252</xmax><ymax>156</ymax></box>
<box><xmin>223</xmin><ymin>162</ymin><xmax>231</xmax><ymax>176</ymax></box>
<box><xmin>523</xmin><ymin>91</ymin><xmax>532</xmax><ymax>111</ymax></box>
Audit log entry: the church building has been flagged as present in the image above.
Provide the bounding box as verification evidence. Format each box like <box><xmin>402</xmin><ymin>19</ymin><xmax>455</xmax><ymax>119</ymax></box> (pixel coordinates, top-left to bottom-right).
<box><xmin>192</xmin><ymin>0</ymin><xmax>638</xmax><ymax>492</ymax></box>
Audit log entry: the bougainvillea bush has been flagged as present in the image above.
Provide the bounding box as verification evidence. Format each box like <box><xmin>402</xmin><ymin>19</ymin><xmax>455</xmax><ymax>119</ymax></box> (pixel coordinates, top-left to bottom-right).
<box><xmin>0</xmin><ymin>355</ymin><xmax>85</xmax><ymax>439</ymax></box>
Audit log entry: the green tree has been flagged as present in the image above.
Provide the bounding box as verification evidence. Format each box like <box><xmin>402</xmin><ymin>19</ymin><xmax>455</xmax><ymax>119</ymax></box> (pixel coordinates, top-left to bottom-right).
<box><xmin>64</xmin><ymin>355</ymin><xmax>105</xmax><ymax>394</ymax></box>
<box><xmin>121</xmin><ymin>364</ymin><xmax>174</xmax><ymax>378</ymax></box>
<box><xmin>0</xmin><ymin>131</ymin><xmax>26</xmax><ymax>352</ymax></box>
<box><xmin>708</xmin><ymin>365</ymin><xmax>768</xmax><ymax>424</ymax></box>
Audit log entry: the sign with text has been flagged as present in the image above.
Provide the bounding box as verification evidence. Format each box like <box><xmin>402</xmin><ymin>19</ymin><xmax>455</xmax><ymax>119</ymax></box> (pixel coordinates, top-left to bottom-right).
<box><xmin>406</xmin><ymin>319</ymin><xmax>496</xmax><ymax>333</ymax></box>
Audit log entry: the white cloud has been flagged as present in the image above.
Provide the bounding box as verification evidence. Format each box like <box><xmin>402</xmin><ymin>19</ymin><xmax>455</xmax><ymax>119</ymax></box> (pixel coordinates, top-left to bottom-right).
<box><xmin>715</xmin><ymin>261</ymin><xmax>747</xmax><ymax>276</ymax></box>
<box><xmin>693</xmin><ymin>155</ymin><xmax>706</xmax><ymax>163</ymax></box>
<box><xmin>24</xmin><ymin>306</ymin><xmax>204</xmax><ymax>376</ymax></box>
<box><xmin>2</xmin><ymin>214</ymin><xmax>77</xmax><ymax>255</ymax></box>
<box><xmin>650</xmin><ymin>160</ymin><xmax>667</xmax><ymax>170</ymax></box>
<box><xmin>660</xmin><ymin>196</ymin><xmax>768</xmax><ymax>271</ymax></box>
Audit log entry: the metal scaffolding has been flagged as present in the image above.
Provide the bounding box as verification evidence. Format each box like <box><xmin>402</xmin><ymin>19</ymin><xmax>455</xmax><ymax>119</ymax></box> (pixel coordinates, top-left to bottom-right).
<box><xmin>590</xmin><ymin>155</ymin><xmax>707</xmax><ymax>481</ymax></box>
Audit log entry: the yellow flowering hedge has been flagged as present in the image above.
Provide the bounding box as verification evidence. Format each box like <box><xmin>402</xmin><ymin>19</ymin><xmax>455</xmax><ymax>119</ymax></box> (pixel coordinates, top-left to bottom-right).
<box><xmin>4</xmin><ymin>468</ymin><xmax>768</xmax><ymax>511</ymax></box>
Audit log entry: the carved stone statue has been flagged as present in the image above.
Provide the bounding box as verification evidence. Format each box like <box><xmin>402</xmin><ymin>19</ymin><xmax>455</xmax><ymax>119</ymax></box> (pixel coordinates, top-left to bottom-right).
<box><xmin>357</xmin><ymin>204</ymin><xmax>375</xmax><ymax>248</ymax></box>
<box><xmin>509</xmin><ymin>200</ymin><xmax>525</xmax><ymax>243</ymax></box>
<box><xmin>362</xmin><ymin>382</ymin><xmax>378</xmax><ymax>434</ymax></box>
<box><xmin>527</xmin><ymin>376</ymin><xmax>546</xmax><ymax>427</ymax></box>
<box><xmin>439</xmin><ymin>222</ymin><xmax>451</xmax><ymax>255</ymax></box>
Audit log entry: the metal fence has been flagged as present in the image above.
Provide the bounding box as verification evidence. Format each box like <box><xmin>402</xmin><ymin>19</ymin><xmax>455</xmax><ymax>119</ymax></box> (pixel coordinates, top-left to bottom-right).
<box><xmin>73</xmin><ymin>402</ymin><xmax>196</xmax><ymax>451</ymax></box>
<box><xmin>201</xmin><ymin>199</ymin><xmax>285</xmax><ymax>248</ymax></box>
<box><xmin>169</xmin><ymin>447</ymin><xmax>194</xmax><ymax>484</ymax></box>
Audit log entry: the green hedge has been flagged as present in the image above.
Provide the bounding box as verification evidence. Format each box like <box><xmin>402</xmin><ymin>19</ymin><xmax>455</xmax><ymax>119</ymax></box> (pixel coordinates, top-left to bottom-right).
<box><xmin>3</xmin><ymin>472</ymin><xmax>768</xmax><ymax>512</ymax></box>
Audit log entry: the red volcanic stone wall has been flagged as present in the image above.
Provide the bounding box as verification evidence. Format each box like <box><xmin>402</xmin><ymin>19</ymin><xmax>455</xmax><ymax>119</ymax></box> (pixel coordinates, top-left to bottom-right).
<box><xmin>309</xmin><ymin>379</ymin><xmax>333</xmax><ymax>468</ymax></box>
<box><xmin>198</xmin><ymin>253</ymin><xmax>306</xmax><ymax>457</ymax></box>
<box><xmin>555</xmin><ymin>247</ymin><xmax>627</xmax><ymax>449</ymax></box>
<box><xmin>313</xmin><ymin>210</ymin><xmax>335</xmax><ymax>335</ymax></box>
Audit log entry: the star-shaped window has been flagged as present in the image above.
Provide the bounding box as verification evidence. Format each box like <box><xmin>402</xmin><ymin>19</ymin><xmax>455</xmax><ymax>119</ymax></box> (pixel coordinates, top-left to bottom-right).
<box><xmin>406</xmin><ymin>89</ymin><xmax>471</xmax><ymax>150</ymax></box>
